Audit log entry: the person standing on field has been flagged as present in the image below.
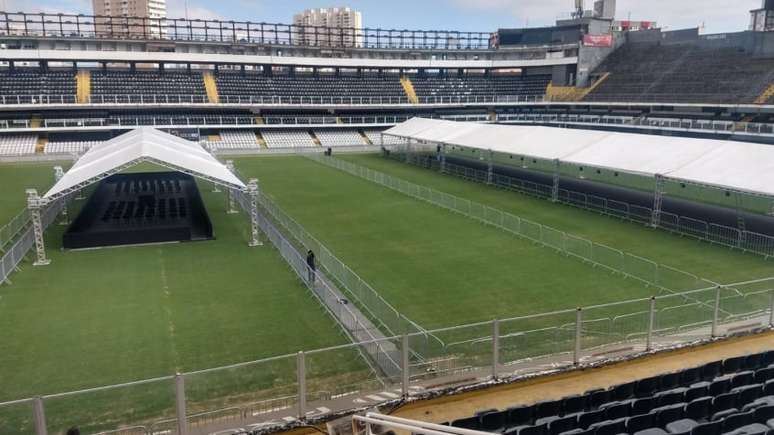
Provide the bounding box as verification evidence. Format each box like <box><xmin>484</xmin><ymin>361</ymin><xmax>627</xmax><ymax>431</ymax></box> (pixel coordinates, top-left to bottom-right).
<box><xmin>306</xmin><ymin>250</ymin><xmax>316</xmax><ymax>285</ymax></box>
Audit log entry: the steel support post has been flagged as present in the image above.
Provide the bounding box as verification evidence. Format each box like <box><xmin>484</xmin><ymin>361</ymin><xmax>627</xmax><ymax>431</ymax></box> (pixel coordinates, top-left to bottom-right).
<box><xmin>405</xmin><ymin>140</ymin><xmax>411</xmax><ymax>163</ymax></box>
<box><xmin>225</xmin><ymin>161</ymin><xmax>238</xmax><ymax>214</ymax></box>
<box><xmin>646</xmin><ymin>297</ymin><xmax>656</xmax><ymax>351</ymax></box>
<box><xmin>175</xmin><ymin>374</ymin><xmax>188</xmax><ymax>435</ymax></box>
<box><xmin>551</xmin><ymin>159</ymin><xmax>560</xmax><ymax>202</ymax></box>
<box><xmin>492</xmin><ymin>319</ymin><xmax>500</xmax><ymax>380</ymax></box>
<box><xmin>402</xmin><ymin>334</ymin><xmax>410</xmax><ymax>397</ymax></box>
<box><xmin>440</xmin><ymin>143</ymin><xmax>447</xmax><ymax>174</ymax></box>
<box><xmin>712</xmin><ymin>286</ymin><xmax>722</xmax><ymax>338</ymax></box>
<box><xmin>297</xmin><ymin>351</ymin><xmax>307</xmax><ymax>419</ymax></box>
<box><xmin>26</xmin><ymin>189</ymin><xmax>50</xmax><ymax>266</ymax></box>
<box><xmin>486</xmin><ymin>150</ymin><xmax>494</xmax><ymax>185</ymax></box>
<box><xmin>574</xmin><ymin>308</ymin><xmax>583</xmax><ymax>365</ymax></box>
<box><xmin>769</xmin><ymin>288</ymin><xmax>774</xmax><ymax>327</ymax></box>
<box><xmin>33</xmin><ymin>397</ymin><xmax>47</xmax><ymax>435</ymax></box>
<box><xmin>53</xmin><ymin>166</ymin><xmax>68</xmax><ymax>225</ymax></box>
<box><xmin>651</xmin><ymin>174</ymin><xmax>665</xmax><ymax>228</ymax></box>
<box><xmin>247</xmin><ymin>179</ymin><xmax>262</xmax><ymax>247</ymax></box>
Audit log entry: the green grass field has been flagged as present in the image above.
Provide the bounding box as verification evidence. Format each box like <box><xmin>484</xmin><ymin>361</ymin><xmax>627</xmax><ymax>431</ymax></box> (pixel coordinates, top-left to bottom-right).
<box><xmin>336</xmin><ymin>154</ymin><xmax>773</xmax><ymax>285</ymax></box>
<box><xmin>1</xmin><ymin>155</ymin><xmax>771</xmax><ymax>433</ymax></box>
<box><xmin>0</xmin><ymin>162</ymin><xmax>355</xmax><ymax>433</ymax></box>
<box><xmin>234</xmin><ymin>156</ymin><xmax>767</xmax><ymax>329</ymax></box>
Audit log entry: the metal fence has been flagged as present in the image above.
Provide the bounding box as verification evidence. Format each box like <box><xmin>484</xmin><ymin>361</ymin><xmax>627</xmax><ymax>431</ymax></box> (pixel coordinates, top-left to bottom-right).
<box><xmin>230</xmin><ymin>188</ymin><xmax>401</xmax><ymax>380</ymax></box>
<box><xmin>0</xmin><ymin>94</ymin><xmax>546</xmax><ymax>106</ymax></box>
<box><xmin>397</xmin><ymin>153</ymin><xmax>774</xmax><ymax>259</ymax></box>
<box><xmin>0</xmin><ymin>196</ymin><xmax>67</xmax><ymax>284</ymax></box>
<box><xmin>2</xmin><ymin>276</ymin><xmax>771</xmax><ymax>435</ymax></box>
<box><xmin>242</xmin><ymin>178</ymin><xmax>442</xmax><ymax>356</ymax></box>
<box><xmin>0</xmin><ymin>11</ymin><xmax>494</xmax><ymax>51</ymax></box>
<box><xmin>305</xmin><ymin>154</ymin><xmax>718</xmax><ymax>295</ymax></box>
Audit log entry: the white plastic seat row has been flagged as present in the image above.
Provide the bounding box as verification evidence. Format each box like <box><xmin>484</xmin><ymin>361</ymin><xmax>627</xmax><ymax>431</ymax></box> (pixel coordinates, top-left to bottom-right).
<box><xmin>0</xmin><ymin>134</ymin><xmax>38</xmax><ymax>156</ymax></box>
<box><xmin>314</xmin><ymin>130</ymin><xmax>367</xmax><ymax>147</ymax></box>
<box><xmin>44</xmin><ymin>141</ymin><xmax>101</xmax><ymax>155</ymax></box>
<box><xmin>261</xmin><ymin>130</ymin><xmax>317</xmax><ymax>148</ymax></box>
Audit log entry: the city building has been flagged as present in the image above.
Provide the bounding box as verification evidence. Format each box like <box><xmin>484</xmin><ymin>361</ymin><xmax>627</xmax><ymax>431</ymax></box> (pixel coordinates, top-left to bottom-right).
<box><xmin>593</xmin><ymin>0</ymin><xmax>616</xmax><ymax>20</ymax></box>
<box><xmin>293</xmin><ymin>7</ymin><xmax>363</xmax><ymax>48</ymax></box>
<box><xmin>92</xmin><ymin>0</ymin><xmax>167</xmax><ymax>37</ymax></box>
<box><xmin>750</xmin><ymin>0</ymin><xmax>774</xmax><ymax>31</ymax></box>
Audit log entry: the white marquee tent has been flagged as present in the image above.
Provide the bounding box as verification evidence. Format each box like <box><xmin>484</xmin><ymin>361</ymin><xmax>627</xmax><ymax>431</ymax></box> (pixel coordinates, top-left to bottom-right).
<box><xmin>383</xmin><ymin>118</ymin><xmax>774</xmax><ymax>197</ymax></box>
<box><xmin>44</xmin><ymin>127</ymin><xmax>246</xmax><ymax>200</ymax></box>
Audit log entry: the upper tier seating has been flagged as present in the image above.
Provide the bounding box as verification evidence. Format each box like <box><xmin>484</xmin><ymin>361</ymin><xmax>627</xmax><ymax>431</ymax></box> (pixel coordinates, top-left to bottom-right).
<box><xmin>0</xmin><ymin>134</ymin><xmax>38</xmax><ymax>156</ymax></box>
<box><xmin>0</xmin><ymin>70</ymin><xmax>75</xmax><ymax>103</ymax></box>
<box><xmin>314</xmin><ymin>129</ymin><xmax>366</xmax><ymax>146</ymax></box>
<box><xmin>585</xmin><ymin>44</ymin><xmax>774</xmax><ymax>104</ymax></box>
<box><xmin>410</xmin><ymin>74</ymin><xmax>551</xmax><ymax>100</ymax></box>
<box><xmin>216</xmin><ymin>73</ymin><xmax>406</xmax><ymax>101</ymax></box>
<box><xmin>91</xmin><ymin>71</ymin><xmax>207</xmax><ymax>100</ymax></box>
<box><xmin>261</xmin><ymin>130</ymin><xmax>317</xmax><ymax>148</ymax></box>
<box><xmin>446</xmin><ymin>350</ymin><xmax>774</xmax><ymax>435</ymax></box>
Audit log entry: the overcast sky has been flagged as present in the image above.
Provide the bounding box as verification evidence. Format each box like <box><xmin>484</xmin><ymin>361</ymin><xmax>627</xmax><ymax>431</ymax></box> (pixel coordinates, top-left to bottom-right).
<box><xmin>0</xmin><ymin>0</ymin><xmax>762</xmax><ymax>34</ymax></box>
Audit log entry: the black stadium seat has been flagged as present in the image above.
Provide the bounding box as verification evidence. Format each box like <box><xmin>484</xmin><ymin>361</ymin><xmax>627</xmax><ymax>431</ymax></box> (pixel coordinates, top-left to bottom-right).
<box><xmin>442</xmin><ymin>351</ymin><xmax>774</xmax><ymax>435</ymax></box>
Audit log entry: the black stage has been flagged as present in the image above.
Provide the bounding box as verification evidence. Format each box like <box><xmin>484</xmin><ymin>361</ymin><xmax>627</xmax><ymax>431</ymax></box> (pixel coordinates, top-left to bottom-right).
<box><xmin>64</xmin><ymin>172</ymin><xmax>213</xmax><ymax>249</ymax></box>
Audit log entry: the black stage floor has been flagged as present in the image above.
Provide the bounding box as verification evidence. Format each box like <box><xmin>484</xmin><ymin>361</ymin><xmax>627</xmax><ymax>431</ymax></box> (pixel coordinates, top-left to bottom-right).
<box><xmin>64</xmin><ymin>172</ymin><xmax>213</xmax><ymax>249</ymax></box>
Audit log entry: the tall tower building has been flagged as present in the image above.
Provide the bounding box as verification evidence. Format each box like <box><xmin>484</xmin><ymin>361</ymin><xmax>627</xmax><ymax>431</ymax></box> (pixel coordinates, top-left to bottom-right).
<box><xmin>751</xmin><ymin>0</ymin><xmax>774</xmax><ymax>31</ymax></box>
<box><xmin>93</xmin><ymin>0</ymin><xmax>167</xmax><ymax>37</ymax></box>
<box><xmin>293</xmin><ymin>7</ymin><xmax>363</xmax><ymax>47</ymax></box>
<box><xmin>593</xmin><ymin>0</ymin><xmax>616</xmax><ymax>19</ymax></box>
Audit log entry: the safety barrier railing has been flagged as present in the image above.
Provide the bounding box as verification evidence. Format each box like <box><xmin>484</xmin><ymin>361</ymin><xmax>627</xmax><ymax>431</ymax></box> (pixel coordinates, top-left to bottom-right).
<box><xmin>398</xmin><ymin>153</ymin><xmax>774</xmax><ymax>259</ymax></box>
<box><xmin>0</xmin><ymin>208</ymin><xmax>30</xmax><ymax>251</ymax></box>
<box><xmin>0</xmin><ymin>195</ymin><xmax>69</xmax><ymax>284</ymax></box>
<box><xmin>241</xmin><ymin>179</ymin><xmax>442</xmax><ymax>357</ymax></box>
<box><xmin>231</xmin><ymin>188</ymin><xmax>401</xmax><ymax>381</ymax></box>
<box><xmin>2</xmin><ymin>276</ymin><xmax>772</xmax><ymax>435</ymax></box>
<box><xmin>0</xmin><ymin>94</ymin><xmax>546</xmax><ymax>106</ymax></box>
<box><xmin>305</xmin><ymin>154</ymin><xmax>719</xmax><ymax>297</ymax></box>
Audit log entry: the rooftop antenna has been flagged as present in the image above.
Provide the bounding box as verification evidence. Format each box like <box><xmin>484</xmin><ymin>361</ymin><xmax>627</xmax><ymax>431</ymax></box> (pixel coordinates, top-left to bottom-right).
<box><xmin>573</xmin><ymin>0</ymin><xmax>585</xmax><ymax>19</ymax></box>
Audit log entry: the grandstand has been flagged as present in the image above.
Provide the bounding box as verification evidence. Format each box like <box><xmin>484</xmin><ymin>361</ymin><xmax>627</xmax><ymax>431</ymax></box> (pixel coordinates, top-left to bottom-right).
<box><xmin>0</xmin><ymin>5</ymin><xmax>773</xmax><ymax>435</ymax></box>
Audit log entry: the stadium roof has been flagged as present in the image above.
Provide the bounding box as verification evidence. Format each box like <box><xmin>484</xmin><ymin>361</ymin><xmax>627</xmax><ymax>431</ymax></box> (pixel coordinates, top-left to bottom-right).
<box><xmin>44</xmin><ymin>128</ymin><xmax>245</xmax><ymax>199</ymax></box>
<box><xmin>384</xmin><ymin>118</ymin><xmax>774</xmax><ymax>197</ymax></box>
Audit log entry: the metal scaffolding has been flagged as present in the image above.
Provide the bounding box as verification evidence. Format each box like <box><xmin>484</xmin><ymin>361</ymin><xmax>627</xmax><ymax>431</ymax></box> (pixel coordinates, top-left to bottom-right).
<box><xmin>247</xmin><ymin>179</ymin><xmax>263</xmax><ymax>247</ymax></box>
<box><xmin>26</xmin><ymin>189</ymin><xmax>50</xmax><ymax>267</ymax></box>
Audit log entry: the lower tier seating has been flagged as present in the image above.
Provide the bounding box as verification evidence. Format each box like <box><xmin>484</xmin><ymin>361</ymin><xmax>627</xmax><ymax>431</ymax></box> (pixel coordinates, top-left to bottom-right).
<box><xmin>0</xmin><ymin>134</ymin><xmax>38</xmax><ymax>156</ymax></box>
<box><xmin>447</xmin><ymin>350</ymin><xmax>774</xmax><ymax>435</ymax></box>
<box><xmin>314</xmin><ymin>129</ymin><xmax>367</xmax><ymax>147</ymax></box>
<box><xmin>261</xmin><ymin>130</ymin><xmax>317</xmax><ymax>148</ymax></box>
<box><xmin>45</xmin><ymin>140</ymin><xmax>101</xmax><ymax>155</ymax></box>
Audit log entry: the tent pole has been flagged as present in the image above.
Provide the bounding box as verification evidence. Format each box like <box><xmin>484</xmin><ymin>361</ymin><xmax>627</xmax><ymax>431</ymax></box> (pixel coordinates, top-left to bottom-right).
<box><xmin>651</xmin><ymin>174</ymin><xmax>665</xmax><ymax>228</ymax></box>
<box><xmin>247</xmin><ymin>179</ymin><xmax>263</xmax><ymax>247</ymax></box>
<box><xmin>225</xmin><ymin>160</ymin><xmax>238</xmax><ymax>215</ymax></box>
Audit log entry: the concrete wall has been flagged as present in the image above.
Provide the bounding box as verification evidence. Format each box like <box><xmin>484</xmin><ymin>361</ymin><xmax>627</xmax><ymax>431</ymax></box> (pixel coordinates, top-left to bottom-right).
<box><xmin>576</xmin><ymin>33</ymin><xmax>625</xmax><ymax>86</ymax></box>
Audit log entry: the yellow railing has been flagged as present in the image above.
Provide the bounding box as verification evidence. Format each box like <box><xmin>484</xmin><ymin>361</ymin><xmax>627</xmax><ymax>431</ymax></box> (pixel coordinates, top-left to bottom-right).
<box><xmin>546</xmin><ymin>72</ymin><xmax>610</xmax><ymax>102</ymax></box>
<box><xmin>754</xmin><ymin>84</ymin><xmax>774</xmax><ymax>105</ymax></box>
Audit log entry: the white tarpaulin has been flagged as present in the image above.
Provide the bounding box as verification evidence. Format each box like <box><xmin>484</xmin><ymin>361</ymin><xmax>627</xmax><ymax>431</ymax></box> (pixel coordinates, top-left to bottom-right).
<box><xmin>44</xmin><ymin>127</ymin><xmax>246</xmax><ymax>199</ymax></box>
<box><xmin>383</xmin><ymin>118</ymin><xmax>774</xmax><ymax>196</ymax></box>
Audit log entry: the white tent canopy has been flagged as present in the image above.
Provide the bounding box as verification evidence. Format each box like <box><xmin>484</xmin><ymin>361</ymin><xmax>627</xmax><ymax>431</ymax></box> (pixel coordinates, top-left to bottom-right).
<box><xmin>44</xmin><ymin>127</ymin><xmax>246</xmax><ymax>200</ymax></box>
<box><xmin>384</xmin><ymin>118</ymin><xmax>774</xmax><ymax>197</ymax></box>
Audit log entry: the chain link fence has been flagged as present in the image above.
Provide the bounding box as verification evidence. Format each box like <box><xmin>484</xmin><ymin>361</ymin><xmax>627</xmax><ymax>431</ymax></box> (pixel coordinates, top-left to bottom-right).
<box><xmin>306</xmin><ymin>154</ymin><xmax>717</xmax><ymax>296</ymax></box>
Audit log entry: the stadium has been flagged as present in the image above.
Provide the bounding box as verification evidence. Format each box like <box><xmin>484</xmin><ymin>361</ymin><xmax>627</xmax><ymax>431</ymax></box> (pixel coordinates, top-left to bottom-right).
<box><xmin>0</xmin><ymin>0</ymin><xmax>774</xmax><ymax>434</ymax></box>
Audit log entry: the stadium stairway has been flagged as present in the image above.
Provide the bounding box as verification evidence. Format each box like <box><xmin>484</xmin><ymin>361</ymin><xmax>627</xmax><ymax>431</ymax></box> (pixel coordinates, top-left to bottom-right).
<box><xmin>309</xmin><ymin>130</ymin><xmax>322</xmax><ymax>147</ymax></box>
<box><xmin>203</xmin><ymin>71</ymin><xmax>220</xmax><ymax>104</ymax></box>
<box><xmin>547</xmin><ymin>73</ymin><xmax>610</xmax><ymax>102</ymax></box>
<box><xmin>255</xmin><ymin>130</ymin><xmax>268</xmax><ymax>148</ymax></box>
<box><xmin>35</xmin><ymin>136</ymin><xmax>48</xmax><ymax>154</ymax></box>
<box><xmin>401</xmin><ymin>75</ymin><xmax>419</xmax><ymax>104</ymax></box>
<box><xmin>754</xmin><ymin>84</ymin><xmax>774</xmax><ymax>105</ymax></box>
<box><xmin>76</xmin><ymin>70</ymin><xmax>91</xmax><ymax>104</ymax></box>
<box><xmin>359</xmin><ymin>130</ymin><xmax>373</xmax><ymax>145</ymax></box>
